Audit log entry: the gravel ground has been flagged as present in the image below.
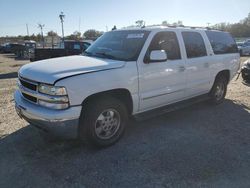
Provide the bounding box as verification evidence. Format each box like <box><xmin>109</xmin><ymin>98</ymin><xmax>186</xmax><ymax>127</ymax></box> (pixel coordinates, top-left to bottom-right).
<box><xmin>0</xmin><ymin>54</ymin><xmax>249</xmax><ymax>188</ymax></box>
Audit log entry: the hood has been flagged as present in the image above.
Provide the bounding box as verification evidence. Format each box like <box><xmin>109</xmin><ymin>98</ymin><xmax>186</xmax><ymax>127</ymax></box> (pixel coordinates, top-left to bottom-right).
<box><xmin>19</xmin><ymin>55</ymin><xmax>126</xmax><ymax>84</ymax></box>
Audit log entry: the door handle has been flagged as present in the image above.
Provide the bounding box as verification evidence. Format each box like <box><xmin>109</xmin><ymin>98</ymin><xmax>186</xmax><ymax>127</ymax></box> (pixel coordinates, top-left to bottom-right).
<box><xmin>178</xmin><ymin>66</ymin><xmax>186</xmax><ymax>72</ymax></box>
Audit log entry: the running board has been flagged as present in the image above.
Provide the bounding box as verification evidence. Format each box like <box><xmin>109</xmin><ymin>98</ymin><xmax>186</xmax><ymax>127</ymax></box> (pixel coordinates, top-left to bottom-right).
<box><xmin>134</xmin><ymin>94</ymin><xmax>210</xmax><ymax>121</ymax></box>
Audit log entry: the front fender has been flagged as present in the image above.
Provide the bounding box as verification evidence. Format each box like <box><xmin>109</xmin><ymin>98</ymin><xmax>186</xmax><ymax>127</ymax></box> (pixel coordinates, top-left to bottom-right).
<box><xmin>55</xmin><ymin>62</ymin><xmax>139</xmax><ymax>113</ymax></box>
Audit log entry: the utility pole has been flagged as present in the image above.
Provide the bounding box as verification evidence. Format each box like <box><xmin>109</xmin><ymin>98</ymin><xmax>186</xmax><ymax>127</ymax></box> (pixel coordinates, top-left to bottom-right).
<box><xmin>79</xmin><ymin>17</ymin><xmax>81</xmax><ymax>33</ymax></box>
<box><xmin>38</xmin><ymin>23</ymin><xmax>45</xmax><ymax>48</ymax></box>
<box><xmin>26</xmin><ymin>23</ymin><xmax>29</xmax><ymax>37</ymax></box>
<box><xmin>59</xmin><ymin>12</ymin><xmax>65</xmax><ymax>42</ymax></box>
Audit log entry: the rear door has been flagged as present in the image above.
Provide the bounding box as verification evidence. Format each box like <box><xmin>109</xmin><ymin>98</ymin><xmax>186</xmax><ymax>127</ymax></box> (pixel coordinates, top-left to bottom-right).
<box><xmin>181</xmin><ymin>31</ymin><xmax>212</xmax><ymax>98</ymax></box>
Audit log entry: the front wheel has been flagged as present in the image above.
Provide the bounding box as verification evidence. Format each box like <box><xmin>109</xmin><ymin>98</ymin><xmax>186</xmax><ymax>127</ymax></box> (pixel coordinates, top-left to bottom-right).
<box><xmin>209</xmin><ymin>76</ymin><xmax>228</xmax><ymax>105</ymax></box>
<box><xmin>79</xmin><ymin>97</ymin><xmax>128</xmax><ymax>147</ymax></box>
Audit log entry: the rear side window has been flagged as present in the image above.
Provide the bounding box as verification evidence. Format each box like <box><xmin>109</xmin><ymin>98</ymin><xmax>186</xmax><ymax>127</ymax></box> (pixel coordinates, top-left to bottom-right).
<box><xmin>146</xmin><ymin>31</ymin><xmax>181</xmax><ymax>60</ymax></box>
<box><xmin>205</xmin><ymin>31</ymin><xmax>238</xmax><ymax>54</ymax></box>
<box><xmin>182</xmin><ymin>32</ymin><xmax>207</xmax><ymax>58</ymax></box>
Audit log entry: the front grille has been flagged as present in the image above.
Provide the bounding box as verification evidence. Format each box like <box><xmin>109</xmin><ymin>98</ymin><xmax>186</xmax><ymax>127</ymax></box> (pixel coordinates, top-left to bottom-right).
<box><xmin>22</xmin><ymin>93</ymin><xmax>37</xmax><ymax>103</ymax></box>
<box><xmin>19</xmin><ymin>77</ymin><xmax>38</xmax><ymax>103</ymax></box>
<box><xmin>20</xmin><ymin>78</ymin><xmax>37</xmax><ymax>91</ymax></box>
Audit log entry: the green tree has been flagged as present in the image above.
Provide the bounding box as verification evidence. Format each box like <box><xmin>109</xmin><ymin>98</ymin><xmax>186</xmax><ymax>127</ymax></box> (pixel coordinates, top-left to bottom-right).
<box><xmin>47</xmin><ymin>31</ymin><xmax>58</xmax><ymax>37</ymax></box>
<box><xmin>162</xmin><ymin>21</ymin><xmax>169</xmax><ymax>26</ymax></box>
<box><xmin>65</xmin><ymin>31</ymin><xmax>82</xmax><ymax>40</ymax></box>
<box><xmin>135</xmin><ymin>20</ymin><xmax>145</xmax><ymax>27</ymax></box>
<box><xmin>172</xmin><ymin>20</ymin><xmax>183</xmax><ymax>26</ymax></box>
<box><xmin>47</xmin><ymin>31</ymin><xmax>58</xmax><ymax>48</ymax></box>
<box><xmin>211</xmin><ymin>12</ymin><xmax>250</xmax><ymax>37</ymax></box>
<box><xmin>83</xmin><ymin>29</ymin><xmax>103</xmax><ymax>40</ymax></box>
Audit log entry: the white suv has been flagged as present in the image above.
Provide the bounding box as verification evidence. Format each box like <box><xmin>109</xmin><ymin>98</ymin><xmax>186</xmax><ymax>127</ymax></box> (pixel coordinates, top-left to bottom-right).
<box><xmin>14</xmin><ymin>26</ymin><xmax>240</xmax><ymax>147</ymax></box>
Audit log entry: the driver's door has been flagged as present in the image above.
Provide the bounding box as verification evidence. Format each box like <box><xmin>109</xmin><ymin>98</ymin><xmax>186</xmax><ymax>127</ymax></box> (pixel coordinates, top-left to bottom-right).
<box><xmin>137</xmin><ymin>31</ymin><xmax>187</xmax><ymax>111</ymax></box>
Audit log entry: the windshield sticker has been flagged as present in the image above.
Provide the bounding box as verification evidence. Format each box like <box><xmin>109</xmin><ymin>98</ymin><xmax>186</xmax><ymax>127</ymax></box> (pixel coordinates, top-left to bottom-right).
<box><xmin>127</xmin><ymin>33</ymin><xmax>144</xmax><ymax>39</ymax></box>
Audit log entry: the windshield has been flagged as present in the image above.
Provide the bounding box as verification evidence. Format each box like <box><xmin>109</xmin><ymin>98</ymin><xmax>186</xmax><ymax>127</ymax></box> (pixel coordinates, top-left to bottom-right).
<box><xmin>84</xmin><ymin>30</ymin><xmax>150</xmax><ymax>61</ymax></box>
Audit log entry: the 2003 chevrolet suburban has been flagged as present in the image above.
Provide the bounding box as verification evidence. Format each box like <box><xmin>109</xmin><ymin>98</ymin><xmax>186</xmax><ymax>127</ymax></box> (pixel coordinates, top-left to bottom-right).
<box><xmin>14</xmin><ymin>26</ymin><xmax>240</xmax><ymax>147</ymax></box>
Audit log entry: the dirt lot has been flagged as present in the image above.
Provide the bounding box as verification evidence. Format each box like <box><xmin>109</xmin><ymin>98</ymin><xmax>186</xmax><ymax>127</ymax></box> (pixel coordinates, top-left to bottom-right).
<box><xmin>0</xmin><ymin>54</ymin><xmax>250</xmax><ymax>188</ymax></box>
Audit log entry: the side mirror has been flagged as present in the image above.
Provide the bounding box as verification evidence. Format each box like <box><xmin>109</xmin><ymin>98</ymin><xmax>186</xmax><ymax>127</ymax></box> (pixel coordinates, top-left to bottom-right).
<box><xmin>149</xmin><ymin>50</ymin><xmax>167</xmax><ymax>63</ymax></box>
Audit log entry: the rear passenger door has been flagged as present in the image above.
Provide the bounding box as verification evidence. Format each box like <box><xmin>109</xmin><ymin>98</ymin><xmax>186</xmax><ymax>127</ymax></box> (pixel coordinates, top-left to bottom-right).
<box><xmin>182</xmin><ymin>31</ymin><xmax>212</xmax><ymax>97</ymax></box>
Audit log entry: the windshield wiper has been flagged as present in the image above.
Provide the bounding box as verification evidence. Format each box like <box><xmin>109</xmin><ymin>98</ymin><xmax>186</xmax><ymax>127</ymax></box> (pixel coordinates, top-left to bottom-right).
<box><xmin>95</xmin><ymin>52</ymin><xmax>116</xmax><ymax>60</ymax></box>
<box><xmin>83</xmin><ymin>51</ymin><xmax>93</xmax><ymax>56</ymax></box>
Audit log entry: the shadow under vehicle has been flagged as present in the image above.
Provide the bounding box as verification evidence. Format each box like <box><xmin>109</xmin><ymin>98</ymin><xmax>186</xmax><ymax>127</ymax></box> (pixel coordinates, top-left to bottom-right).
<box><xmin>30</xmin><ymin>40</ymin><xmax>92</xmax><ymax>62</ymax></box>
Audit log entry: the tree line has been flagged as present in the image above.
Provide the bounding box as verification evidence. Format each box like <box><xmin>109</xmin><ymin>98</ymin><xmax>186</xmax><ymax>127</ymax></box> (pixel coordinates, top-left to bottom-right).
<box><xmin>1</xmin><ymin>12</ymin><xmax>250</xmax><ymax>43</ymax></box>
<box><xmin>159</xmin><ymin>13</ymin><xmax>250</xmax><ymax>38</ymax></box>
<box><xmin>211</xmin><ymin>13</ymin><xmax>250</xmax><ymax>37</ymax></box>
<box><xmin>0</xmin><ymin>29</ymin><xmax>104</xmax><ymax>43</ymax></box>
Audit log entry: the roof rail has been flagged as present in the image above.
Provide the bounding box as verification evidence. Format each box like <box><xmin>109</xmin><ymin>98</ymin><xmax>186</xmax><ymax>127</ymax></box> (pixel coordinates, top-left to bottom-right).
<box><xmin>143</xmin><ymin>24</ymin><xmax>215</xmax><ymax>31</ymax></box>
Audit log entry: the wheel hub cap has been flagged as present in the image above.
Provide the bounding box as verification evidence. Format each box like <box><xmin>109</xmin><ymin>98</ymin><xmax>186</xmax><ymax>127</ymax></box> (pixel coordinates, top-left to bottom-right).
<box><xmin>214</xmin><ymin>82</ymin><xmax>225</xmax><ymax>100</ymax></box>
<box><xmin>95</xmin><ymin>109</ymin><xmax>121</xmax><ymax>139</ymax></box>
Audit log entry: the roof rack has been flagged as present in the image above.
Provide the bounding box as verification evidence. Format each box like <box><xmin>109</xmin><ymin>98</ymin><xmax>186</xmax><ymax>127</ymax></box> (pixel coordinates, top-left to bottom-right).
<box><xmin>144</xmin><ymin>24</ymin><xmax>213</xmax><ymax>30</ymax></box>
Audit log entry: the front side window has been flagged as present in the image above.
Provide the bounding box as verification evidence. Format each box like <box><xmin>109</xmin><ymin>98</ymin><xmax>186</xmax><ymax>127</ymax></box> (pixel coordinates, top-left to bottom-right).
<box><xmin>84</xmin><ymin>30</ymin><xmax>150</xmax><ymax>61</ymax></box>
<box><xmin>182</xmin><ymin>32</ymin><xmax>207</xmax><ymax>58</ymax></box>
<box><xmin>145</xmin><ymin>31</ymin><xmax>181</xmax><ymax>61</ymax></box>
<box><xmin>205</xmin><ymin>31</ymin><xmax>238</xmax><ymax>54</ymax></box>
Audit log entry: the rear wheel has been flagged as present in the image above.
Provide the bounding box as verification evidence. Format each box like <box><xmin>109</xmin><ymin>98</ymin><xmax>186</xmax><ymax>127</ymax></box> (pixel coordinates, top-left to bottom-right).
<box><xmin>209</xmin><ymin>76</ymin><xmax>228</xmax><ymax>104</ymax></box>
<box><xmin>79</xmin><ymin>97</ymin><xmax>128</xmax><ymax>147</ymax></box>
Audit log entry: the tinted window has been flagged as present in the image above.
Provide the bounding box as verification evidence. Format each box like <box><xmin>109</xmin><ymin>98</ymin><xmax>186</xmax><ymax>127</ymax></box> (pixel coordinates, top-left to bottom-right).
<box><xmin>182</xmin><ymin>32</ymin><xmax>207</xmax><ymax>58</ymax></box>
<box><xmin>146</xmin><ymin>31</ymin><xmax>181</xmax><ymax>60</ymax></box>
<box><xmin>205</xmin><ymin>31</ymin><xmax>238</xmax><ymax>54</ymax></box>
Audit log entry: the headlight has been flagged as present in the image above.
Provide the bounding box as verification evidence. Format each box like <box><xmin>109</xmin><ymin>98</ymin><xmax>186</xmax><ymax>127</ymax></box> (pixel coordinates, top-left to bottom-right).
<box><xmin>38</xmin><ymin>84</ymin><xmax>69</xmax><ymax>109</ymax></box>
<box><xmin>38</xmin><ymin>84</ymin><xmax>67</xmax><ymax>96</ymax></box>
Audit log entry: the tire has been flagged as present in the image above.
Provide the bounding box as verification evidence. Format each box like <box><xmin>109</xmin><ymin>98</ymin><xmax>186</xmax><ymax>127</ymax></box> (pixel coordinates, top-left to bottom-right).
<box><xmin>79</xmin><ymin>97</ymin><xmax>128</xmax><ymax>147</ymax></box>
<box><xmin>209</xmin><ymin>76</ymin><xmax>228</xmax><ymax>105</ymax></box>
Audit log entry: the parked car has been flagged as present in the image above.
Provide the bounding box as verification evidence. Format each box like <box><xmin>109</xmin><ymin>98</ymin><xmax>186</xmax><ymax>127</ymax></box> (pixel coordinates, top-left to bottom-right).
<box><xmin>30</xmin><ymin>40</ymin><xmax>92</xmax><ymax>62</ymax></box>
<box><xmin>0</xmin><ymin>44</ymin><xmax>4</xmax><ymax>52</ymax></box>
<box><xmin>14</xmin><ymin>27</ymin><xmax>240</xmax><ymax>147</ymax></box>
<box><xmin>241</xmin><ymin>60</ymin><xmax>250</xmax><ymax>85</ymax></box>
<box><xmin>11</xmin><ymin>40</ymin><xmax>36</xmax><ymax>58</ymax></box>
<box><xmin>1</xmin><ymin>43</ymin><xmax>13</xmax><ymax>53</ymax></box>
<box><xmin>238</xmin><ymin>41</ymin><xmax>250</xmax><ymax>56</ymax></box>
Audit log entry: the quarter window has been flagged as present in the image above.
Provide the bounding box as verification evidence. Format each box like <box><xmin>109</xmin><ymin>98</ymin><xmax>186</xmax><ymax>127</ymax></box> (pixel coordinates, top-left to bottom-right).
<box><xmin>205</xmin><ymin>31</ymin><xmax>238</xmax><ymax>54</ymax></box>
<box><xmin>146</xmin><ymin>31</ymin><xmax>181</xmax><ymax>61</ymax></box>
<box><xmin>182</xmin><ymin>32</ymin><xmax>207</xmax><ymax>58</ymax></box>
